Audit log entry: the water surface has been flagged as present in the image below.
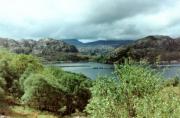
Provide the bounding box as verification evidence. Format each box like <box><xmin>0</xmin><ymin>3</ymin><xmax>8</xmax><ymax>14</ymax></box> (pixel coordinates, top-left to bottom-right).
<box><xmin>52</xmin><ymin>62</ymin><xmax>180</xmax><ymax>79</ymax></box>
<box><xmin>52</xmin><ymin>62</ymin><xmax>114</xmax><ymax>79</ymax></box>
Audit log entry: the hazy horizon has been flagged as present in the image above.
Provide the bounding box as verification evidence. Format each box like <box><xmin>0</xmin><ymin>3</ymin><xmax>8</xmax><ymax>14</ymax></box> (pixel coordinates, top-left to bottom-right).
<box><xmin>0</xmin><ymin>0</ymin><xmax>180</xmax><ymax>40</ymax></box>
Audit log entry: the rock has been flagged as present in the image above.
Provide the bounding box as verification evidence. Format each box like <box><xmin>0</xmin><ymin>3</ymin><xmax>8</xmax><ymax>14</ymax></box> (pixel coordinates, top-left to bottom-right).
<box><xmin>108</xmin><ymin>35</ymin><xmax>180</xmax><ymax>63</ymax></box>
<box><xmin>0</xmin><ymin>37</ymin><xmax>78</xmax><ymax>61</ymax></box>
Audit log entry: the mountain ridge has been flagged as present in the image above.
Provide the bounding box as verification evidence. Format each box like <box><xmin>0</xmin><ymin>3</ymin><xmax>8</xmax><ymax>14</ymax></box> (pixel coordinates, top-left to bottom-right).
<box><xmin>63</xmin><ymin>39</ymin><xmax>134</xmax><ymax>48</ymax></box>
<box><xmin>0</xmin><ymin>37</ymin><xmax>79</xmax><ymax>61</ymax></box>
<box><xmin>107</xmin><ymin>35</ymin><xmax>180</xmax><ymax>64</ymax></box>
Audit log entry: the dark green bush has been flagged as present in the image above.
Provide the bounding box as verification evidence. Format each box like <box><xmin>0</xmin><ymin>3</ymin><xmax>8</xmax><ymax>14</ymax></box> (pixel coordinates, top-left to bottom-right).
<box><xmin>0</xmin><ymin>77</ymin><xmax>6</xmax><ymax>100</ymax></box>
<box><xmin>164</xmin><ymin>77</ymin><xmax>180</xmax><ymax>87</ymax></box>
<box><xmin>0</xmin><ymin>49</ymin><xmax>92</xmax><ymax>115</ymax></box>
<box><xmin>21</xmin><ymin>74</ymin><xmax>66</xmax><ymax>112</ymax></box>
<box><xmin>10</xmin><ymin>54</ymin><xmax>43</xmax><ymax>80</ymax></box>
<box><xmin>0</xmin><ymin>49</ymin><xmax>43</xmax><ymax>90</ymax></box>
<box><xmin>21</xmin><ymin>67</ymin><xmax>92</xmax><ymax>115</ymax></box>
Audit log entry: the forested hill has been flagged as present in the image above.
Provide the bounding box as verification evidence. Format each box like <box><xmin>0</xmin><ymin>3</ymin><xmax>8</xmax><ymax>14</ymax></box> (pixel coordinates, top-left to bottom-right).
<box><xmin>107</xmin><ymin>35</ymin><xmax>180</xmax><ymax>64</ymax></box>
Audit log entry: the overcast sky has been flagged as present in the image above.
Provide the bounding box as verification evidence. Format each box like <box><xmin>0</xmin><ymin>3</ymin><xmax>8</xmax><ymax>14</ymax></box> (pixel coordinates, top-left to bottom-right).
<box><xmin>0</xmin><ymin>0</ymin><xmax>180</xmax><ymax>40</ymax></box>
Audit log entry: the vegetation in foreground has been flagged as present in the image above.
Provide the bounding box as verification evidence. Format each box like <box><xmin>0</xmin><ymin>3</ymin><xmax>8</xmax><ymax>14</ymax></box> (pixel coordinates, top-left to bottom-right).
<box><xmin>86</xmin><ymin>61</ymin><xmax>180</xmax><ymax>118</ymax></box>
<box><xmin>0</xmin><ymin>48</ymin><xmax>92</xmax><ymax>117</ymax></box>
<box><xmin>0</xmin><ymin>49</ymin><xmax>180</xmax><ymax>118</ymax></box>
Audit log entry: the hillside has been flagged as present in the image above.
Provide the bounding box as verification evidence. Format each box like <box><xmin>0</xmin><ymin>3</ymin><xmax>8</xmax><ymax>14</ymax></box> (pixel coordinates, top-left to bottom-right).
<box><xmin>64</xmin><ymin>39</ymin><xmax>134</xmax><ymax>48</ymax></box>
<box><xmin>85</xmin><ymin>40</ymin><xmax>133</xmax><ymax>47</ymax></box>
<box><xmin>0</xmin><ymin>37</ymin><xmax>79</xmax><ymax>61</ymax></box>
<box><xmin>64</xmin><ymin>39</ymin><xmax>134</xmax><ymax>56</ymax></box>
<box><xmin>63</xmin><ymin>39</ymin><xmax>84</xmax><ymax>46</ymax></box>
<box><xmin>107</xmin><ymin>35</ymin><xmax>180</xmax><ymax>64</ymax></box>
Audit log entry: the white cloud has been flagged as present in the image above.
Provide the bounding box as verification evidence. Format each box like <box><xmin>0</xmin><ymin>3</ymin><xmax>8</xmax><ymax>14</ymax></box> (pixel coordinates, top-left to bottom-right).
<box><xmin>0</xmin><ymin>0</ymin><xmax>179</xmax><ymax>39</ymax></box>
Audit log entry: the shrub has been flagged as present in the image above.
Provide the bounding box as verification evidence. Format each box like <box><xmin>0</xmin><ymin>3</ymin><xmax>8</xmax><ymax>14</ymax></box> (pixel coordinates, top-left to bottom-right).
<box><xmin>10</xmin><ymin>54</ymin><xmax>43</xmax><ymax>78</ymax></box>
<box><xmin>86</xmin><ymin>61</ymin><xmax>163</xmax><ymax>118</ymax></box>
<box><xmin>85</xmin><ymin>77</ymin><xmax>122</xmax><ymax>118</ymax></box>
<box><xmin>0</xmin><ymin>58</ymin><xmax>16</xmax><ymax>89</ymax></box>
<box><xmin>21</xmin><ymin>74</ymin><xmax>66</xmax><ymax>112</ymax></box>
<box><xmin>135</xmin><ymin>89</ymin><xmax>180</xmax><ymax>118</ymax></box>
<box><xmin>0</xmin><ymin>77</ymin><xmax>6</xmax><ymax>89</ymax></box>
<box><xmin>0</xmin><ymin>49</ymin><xmax>43</xmax><ymax>96</ymax></box>
<box><xmin>19</xmin><ymin>64</ymin><xmax>43</xmax><ymax>93</ymax></box>
<box><xmin>21</xmin><ymin>67</ymin><xmax>92</xmax><ymax>115</ymax></box>
<box><xmin>0</xmin><ymin>49</ymin><xmax>42</xmax><ymax>89</ymax></box>
<box><xmin>0</xmin><ymin>77</ymin><xmax>6</xmax><ymax>100</ymax></box>
<box><xmin>164</xmin><ymin>77</ymin><xmax>180</xmax><ymax>87</ymax></box>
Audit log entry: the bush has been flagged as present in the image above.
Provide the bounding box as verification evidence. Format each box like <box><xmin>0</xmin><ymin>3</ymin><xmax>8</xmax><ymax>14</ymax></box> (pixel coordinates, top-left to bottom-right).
<box><xmin>86</xmin><ymin>61</ymin><xmax>163</xmax><ymax>118</ymax></box>
<box><xmin>0</xmin><ymin>58</ymin><xmax>17</xmax><ymax>89</ymax></box>
<box><xmin>19</xmin><ymin>64</ymin><xmax>43</xmax><ymax>93</ymax></box>
<box><xmin>135</xmin><ymin>92</ymin><xmax>180</xmax><ymax>118</ymax></box>
<box><xmin>21</xmin><ymin>67</ymin><xmax>92</xmax><ymax>115</ymax></box>
<box><xmin>0</xmin><ymin>77</ymin><xmax>6</xmax><ymax>100</ymax></box>
<box><xmin>164</xmin><ymin>77</ymin><xmax>180</xmax><ymax>87</ymax></box>
<box><xmin>85</xmin><ymin>77</ymin><xmax>122</xmax><ymax>118</ymax></box>
<box><xmin>0</xmin><ymin>49</ymin><xmax>43</xmax><ymax>96</ymax></box>
<box><xmin>10</xmin><ymin>54</ymin><xmax>43</xmax><ymax>78</ymax></box>
<box><xmin>21</xmin><ymin>74</ymin><xmax>65</xmax><ymax>112</ymax></box>
<box><xmin>0</xmin><ymin>49</ymin><xmax>91</xmax><ymax>115</ymax></box>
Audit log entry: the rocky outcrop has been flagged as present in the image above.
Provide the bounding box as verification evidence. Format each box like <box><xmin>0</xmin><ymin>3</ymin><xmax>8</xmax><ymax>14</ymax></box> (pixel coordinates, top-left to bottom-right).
<box><xmin>108</xmin><ymin>35</ymin><xmax>180</xmax><ymax>64</ymax></box>
<box><xmin>0</xmin><ymin>37</ymin><xmax>78</xmax><ymax>59</ymax></box>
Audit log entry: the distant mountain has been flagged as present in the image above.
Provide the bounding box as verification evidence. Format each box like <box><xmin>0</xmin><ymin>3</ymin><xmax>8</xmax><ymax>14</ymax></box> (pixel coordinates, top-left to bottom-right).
<box><xmin>107</xmin><ymin>35</ymin><xmax>180</xmax><ymax>64</ymax></box>
<box><xmin>0</xmin><ymin>37</ymin><xmax>78</xmax><ymax>61</ymax></box>
<box><xmin>63</xmin><ymin>39</ymin><xmax>134</xmax><ymax>56</ymax></box>
<box><xmin>63</xmin><ymin>39</ymin><xmax>84</xmax><ymax>46</ymax></box>
<box><xmin>85</xmin><ymin>40</ymin><xmax>134</xmax><ymax>47</ymax></box>
<box><xmin>63</xmin><ymin>39</ymin><xmax>134</xmax><ymax>48</ymax></box>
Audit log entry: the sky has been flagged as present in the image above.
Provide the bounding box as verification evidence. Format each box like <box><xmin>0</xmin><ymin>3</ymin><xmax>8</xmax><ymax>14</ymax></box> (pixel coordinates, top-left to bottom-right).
<box><xmin>0</xmin><ymin>0</ymin><xmax>180</xmax><ymax>40</ymax></box>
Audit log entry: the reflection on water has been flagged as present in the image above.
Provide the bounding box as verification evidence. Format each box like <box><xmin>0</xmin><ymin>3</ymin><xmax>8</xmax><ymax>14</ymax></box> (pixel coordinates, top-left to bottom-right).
<box><xmin>51</xmin><ymin>62</ymin><xmax>180</xmax><ymax>79</ymax></box>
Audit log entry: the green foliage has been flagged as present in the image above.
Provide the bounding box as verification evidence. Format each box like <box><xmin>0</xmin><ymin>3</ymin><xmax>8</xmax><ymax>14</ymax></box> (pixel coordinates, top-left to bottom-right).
<box><xmin>0</xmin><ymin>48</ymin><xmax>92</xmax><ymax>115</ymax></box>
<box><xmin>21</xmin><ymin>74</ymin><xmax>65</xmax><ymax>112</ymax></box>
<box><xmin>164</xmin><ymin>77</ymin><xmax>180</xmax><ymax>87</ymax></box>
<box><xmin>21</xmin><ymin>67</ymin><xmax>92</xmax><ymax>115</ymax></box>
<box><xmin>93</xmin><ymin>55</ymin><xmax>107</xmax><ymax>63</ymax></box>
<box><xmin>19</xmin><ymin>65</ymin><xmax>41</xmax><ymax>92</ymax></box>
<box><xmin>1</xmin><ymin>47</ymin><xmax>179</xmax><ymax>117</ymax></box>
<box><xmin>41</xmin><ymin>67</ymin><xmax>91</xmax><ymax>94</ymax></box>
<box><xmin>11</xmin><ymin>54</ymin><xmax>43</xmax><ymax>77</ymax></box>
<box><xmin>0</xmin><ymin>77</ymin><xmax>6</xmax><ymax>89</ymax></box>
<box><xmin>0</xmin><ymin>50</ymin><xmax>18</xmax><ymax>89</ymax></box>
<box><xmin>0</xmin><ymin>49</ymin><xmax>43</xmax><ymax>87</ymax></box>
<box><xmin>115</xmin><ymin>62</ymin><xmax>162</xmax><ymax>98</ymax></box>
<box><xmin>135</xmin><ymin>91</ymin><xmax>180</xmax><ymax>118</ymax></box>
<box><xmin>0</xmin><ymin>77</ymin><xmax>6</xmax><ymax>100</ymax></box>
<box><xmin>86</xmin><ymin>61</ymin><xmax>169</xmax><ymax>118</ymax></box>
<box><xmin>85</xmin><ymin>77</ymin><xmax>122</xmax><ymax>118</ymax></box>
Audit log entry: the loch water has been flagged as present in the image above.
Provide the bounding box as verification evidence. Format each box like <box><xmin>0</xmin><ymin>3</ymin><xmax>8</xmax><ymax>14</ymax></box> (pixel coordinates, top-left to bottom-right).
<box><xmin>51</xmin><ymin>62</ymin><xmax>180</xmax><ymax>79</ymax></box>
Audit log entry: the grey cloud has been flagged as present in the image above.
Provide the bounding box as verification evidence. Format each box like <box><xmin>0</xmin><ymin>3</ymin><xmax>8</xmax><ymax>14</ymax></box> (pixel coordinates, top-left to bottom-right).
<box><xmin>86</xmin><ymin>0</ymin><xmax>167</xmax><ymax>24</ymax></box>
<box><xmin>0</xmin><ymin>0</ymin><xmax>180</xmax><ymax>40</ymax></box>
